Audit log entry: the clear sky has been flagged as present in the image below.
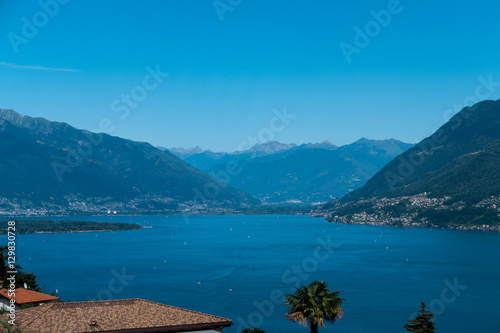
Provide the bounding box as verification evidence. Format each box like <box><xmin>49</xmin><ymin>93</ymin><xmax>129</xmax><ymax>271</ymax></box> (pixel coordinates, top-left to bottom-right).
<box><xmin>1</xmin><ymin>0</ymin><xmax>500</xmax><ymax>151</ymax></box>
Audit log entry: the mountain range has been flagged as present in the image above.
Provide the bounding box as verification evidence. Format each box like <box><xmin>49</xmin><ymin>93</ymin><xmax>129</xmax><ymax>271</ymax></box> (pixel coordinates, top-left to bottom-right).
<box><xmin>0</xmin><ymin>109</ymin><xmax>258</xmax><ymax>215</ymax></box>
<box><xmin>323</xmin><ymin>99</ymin><xmax>500</xmax><ymax>228</ymax></box>
<box><xmin>167</xmin><ymin>139</ymin><xmax>414</xmax><ymax>204</ymax></box>
<box><xmin>5</xmin><ymin>97</ymin><xmax>496</xmax><ymax>227</ymax></box>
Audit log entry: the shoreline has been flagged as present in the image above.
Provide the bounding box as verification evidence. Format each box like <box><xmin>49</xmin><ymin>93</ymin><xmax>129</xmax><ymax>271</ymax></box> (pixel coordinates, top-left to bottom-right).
<box><xmin>1</xmin><ymin>213</ymin><xmax>497</xmax><ymax>232</ymax></box>
<box><xmin>323</xmin><ymin>218</ymin><xmax>500</xmax><ymax>232</ymax></box>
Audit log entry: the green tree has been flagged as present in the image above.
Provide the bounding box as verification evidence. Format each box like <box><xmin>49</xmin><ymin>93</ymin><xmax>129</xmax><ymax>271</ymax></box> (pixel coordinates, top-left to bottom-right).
<box><xmin>285</xmin><ymin>280</ymin><xmax>344</xmax><ymax>333</ymax></box>
<box><xmin>0</xmin><ymin>246</ymin><xmax>10</xmax><ymax>279</ymax></box>
<box><xmin>241</xmin><ymin>329</ymin><xmax>265</xmax><ymax>333</ymax></box>
<box><xmin>0</xmin><ymin>319</ymin><xmax>26</xmax><ymax>333</ymax></box>
<box><xmin>404</xmin><ymin>302</ymin><xmax>436</xmax><ymax>333</ymax></box>
<box><xmin>0</xmin><ymin>246</ymin><xmax>40</xmax><ymax>291</ymax></box>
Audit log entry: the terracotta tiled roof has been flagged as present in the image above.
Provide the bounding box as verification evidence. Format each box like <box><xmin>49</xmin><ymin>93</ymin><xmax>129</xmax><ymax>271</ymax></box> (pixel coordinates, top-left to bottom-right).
<box><xmin>0</xmin><ymin>287</ymin><xmax>59</xmax><ymax>304</ymax></box>
<box><xmin>15</xmin><ymin>298</ymin><xmax>232</xmax><ymax>333</ymax></box>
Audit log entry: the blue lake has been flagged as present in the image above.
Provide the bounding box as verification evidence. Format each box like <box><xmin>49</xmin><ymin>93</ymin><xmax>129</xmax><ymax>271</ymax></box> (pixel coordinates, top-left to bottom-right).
<box><xmin>8</xmin><ymin>215</ymin><xmax>500</xmax><ymax>332</ymax></box>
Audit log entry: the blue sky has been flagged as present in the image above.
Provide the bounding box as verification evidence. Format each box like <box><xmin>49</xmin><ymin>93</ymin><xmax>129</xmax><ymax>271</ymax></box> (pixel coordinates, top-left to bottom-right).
<box><xmin>1</xmin><ymin>0</ymin><xmax>500</xmax><ymax>151</ymax></box>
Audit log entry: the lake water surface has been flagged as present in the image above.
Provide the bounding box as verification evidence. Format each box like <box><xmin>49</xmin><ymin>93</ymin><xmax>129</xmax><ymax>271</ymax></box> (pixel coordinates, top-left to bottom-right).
<box><xmin>10</xmin><ymin>215</ymin><xmax>500</xmax><ymax>332</ymax></box>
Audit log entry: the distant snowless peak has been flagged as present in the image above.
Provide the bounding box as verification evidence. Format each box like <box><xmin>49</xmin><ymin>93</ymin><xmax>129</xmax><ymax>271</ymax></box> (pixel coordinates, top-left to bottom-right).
<box><xmin>162</xmin><ymin>138</ymin><xmax>412</xmax><ymax>156</ymax></box>
<box><xmin>169</xmin><ymin>146</ymin><xmax>205</xmax><ymax>154</ymax></box>
<box><xmin>248</xmin><ymin>141</ymin><xmax>296</xmax><ymax>152</ymax></box>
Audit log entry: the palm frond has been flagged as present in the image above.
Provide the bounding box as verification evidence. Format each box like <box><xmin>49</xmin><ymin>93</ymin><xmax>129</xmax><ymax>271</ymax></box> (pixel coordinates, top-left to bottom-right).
<box><xmin>284</xmin><ymin>281</ymin><xmax>344</xmax><ymax>331</ymax></box>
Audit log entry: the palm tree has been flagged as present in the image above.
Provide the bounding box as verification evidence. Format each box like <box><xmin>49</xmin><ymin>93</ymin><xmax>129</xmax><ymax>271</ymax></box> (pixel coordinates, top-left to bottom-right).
<box><xmin>284</xmin><ymin>280</ymin><xmax>344</xmax><ymax>333</ymax></box>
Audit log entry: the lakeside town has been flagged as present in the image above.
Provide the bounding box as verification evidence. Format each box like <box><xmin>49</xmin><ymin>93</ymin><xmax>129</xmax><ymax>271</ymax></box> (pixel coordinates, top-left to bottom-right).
<box><xmin>324</xmin><ymin>193</ymin><xmax>500</xmax><ymax>231</ymax></box>
<box><xmin>0</xmin><ymin>195</ymin><xmax>237</xmax><ymax>217</ymax></box>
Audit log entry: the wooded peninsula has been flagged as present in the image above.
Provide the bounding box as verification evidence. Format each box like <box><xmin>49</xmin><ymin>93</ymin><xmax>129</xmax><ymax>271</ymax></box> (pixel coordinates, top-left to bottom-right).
<box><xmin>0</xmin><ymin>220</ymin><xmax>142</xmax><ymax>234</ymax></box>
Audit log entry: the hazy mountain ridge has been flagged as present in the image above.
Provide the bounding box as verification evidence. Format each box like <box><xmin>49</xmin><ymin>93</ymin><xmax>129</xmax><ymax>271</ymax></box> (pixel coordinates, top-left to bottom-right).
<box><xmin>164</xmin><ymin>146</ymin><xmax>206</xmax><ymax>159</ymax></box>
<box><xmin>323</xmin><ymin>100</ymin><xmax>500</xmax><ymax>228</ymax></box>
<box><xmin>171</xmin><ymin>138</ymin><xmax>414</xmax><ymax>204</ymax></box>
<box><xmin>0</xmin><ymin>109</ymin><xmax>259</xmax><ymax>215</ymax></box>
<box><xmin>164</xmin><ymin>140</ymin><xmax>334</xmax><ymax>171</ymax></box>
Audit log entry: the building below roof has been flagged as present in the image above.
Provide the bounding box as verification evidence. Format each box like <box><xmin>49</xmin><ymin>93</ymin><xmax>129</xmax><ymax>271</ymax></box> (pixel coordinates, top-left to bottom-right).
<box><xmin>0</xmin><ymin>287</ymin><xmax>60</xmax><ymax>310</ymax></box>
<box><xmin>13</xmin><ymin>298</ymin><xmax>233</xmax><ymax>333</ymax></box>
